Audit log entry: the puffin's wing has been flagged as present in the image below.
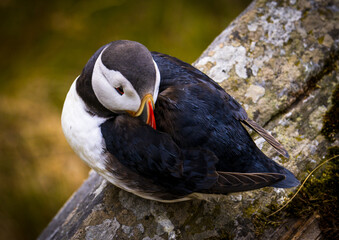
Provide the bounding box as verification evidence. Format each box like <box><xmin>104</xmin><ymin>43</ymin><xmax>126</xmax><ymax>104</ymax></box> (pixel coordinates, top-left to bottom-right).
<box><xmin>202</xmin><ymin>172</ymin><xmax>285</xmax><ymax>194</ymax></box>
<box><xmin>152</xmin><ymin>51</ymin><xmax>248</xmax><ymax>120</ymax></box>
<box><xmin>152</xmin><ymin>52</ymin><xmax>289</xmax><ymax>158</ymax></box>
<box><xmin>100</xmin><ymin>115</ymin><xmax>218</xmax><ymax>194</ymax></box>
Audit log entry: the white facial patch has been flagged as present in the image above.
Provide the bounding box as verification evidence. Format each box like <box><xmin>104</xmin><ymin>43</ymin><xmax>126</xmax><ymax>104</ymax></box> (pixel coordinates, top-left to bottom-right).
<box><xmin>92</xmin><ymin>50</ymin><xmax>141</xmax><ymax>113</ymax></box>
<box><xmin>153</xmin><ymin>60</ymin><xmax>161</xmax><ymax>103</ymax></box>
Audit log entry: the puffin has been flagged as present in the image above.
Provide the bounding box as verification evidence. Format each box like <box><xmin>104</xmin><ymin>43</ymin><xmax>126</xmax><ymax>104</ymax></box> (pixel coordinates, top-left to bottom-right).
<box><xmin>61</xmin><ymin>40</ymin><xmax>299</xmax><ymax>202</ymax></box>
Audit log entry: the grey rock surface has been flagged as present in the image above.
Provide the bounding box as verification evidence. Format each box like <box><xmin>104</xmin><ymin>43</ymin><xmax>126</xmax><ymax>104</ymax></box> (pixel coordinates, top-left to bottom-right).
<box><xmin>39</xmin><ymin>0</ymin><xmax>339</xmax><ymax>239</ymax></box>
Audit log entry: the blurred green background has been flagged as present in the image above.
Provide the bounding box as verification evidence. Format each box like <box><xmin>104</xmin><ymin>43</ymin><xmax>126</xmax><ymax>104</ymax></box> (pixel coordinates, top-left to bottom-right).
<box><xmin>0</xmin><ymin>0</ymin><xmax>251</xmax><ymax>239</ymax></box>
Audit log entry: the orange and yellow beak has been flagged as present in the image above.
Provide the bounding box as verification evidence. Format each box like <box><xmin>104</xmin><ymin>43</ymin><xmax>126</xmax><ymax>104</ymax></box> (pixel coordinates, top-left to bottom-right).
<box><xmin>127</xmin><ymin>94</ymin><xmax>156</xmax><ymax>129</ymax></box>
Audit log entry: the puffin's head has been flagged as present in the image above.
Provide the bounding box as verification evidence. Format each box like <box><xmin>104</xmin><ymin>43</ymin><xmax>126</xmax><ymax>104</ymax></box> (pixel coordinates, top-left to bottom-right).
<box><xmin>79</xmin><ymin>40</ymin><xmax>160</xmax><ymax>129</ymax></box>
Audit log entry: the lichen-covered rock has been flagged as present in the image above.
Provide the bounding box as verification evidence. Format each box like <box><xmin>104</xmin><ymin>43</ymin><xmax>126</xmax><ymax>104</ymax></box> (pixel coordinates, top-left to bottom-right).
<box><xmin>39</xmin><ymin>0</ymin><xmax>339</xmax><ymax>239</ymax></box>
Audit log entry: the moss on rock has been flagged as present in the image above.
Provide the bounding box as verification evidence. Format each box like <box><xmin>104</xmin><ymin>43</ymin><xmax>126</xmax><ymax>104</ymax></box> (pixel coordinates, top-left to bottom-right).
<box><xmin>321</xmin><ymin>84</ymin><xmax>339</xmax><ymax>142</ymax></box>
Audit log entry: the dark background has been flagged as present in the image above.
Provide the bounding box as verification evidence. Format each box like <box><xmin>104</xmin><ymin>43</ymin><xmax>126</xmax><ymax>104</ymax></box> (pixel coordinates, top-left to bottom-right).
<box><xmin>0</xmin><ymin>0</ymin><xmax>251</xmax><ymax>239</ymax></box>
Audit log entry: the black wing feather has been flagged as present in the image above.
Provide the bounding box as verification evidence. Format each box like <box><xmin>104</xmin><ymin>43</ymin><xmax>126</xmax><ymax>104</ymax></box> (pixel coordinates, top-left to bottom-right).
<box><xmin>152</xmin><ymin>52</ymin><xmax>289</xmax><ymax>158</ymax></box>
<box><xmin>101</xmin><ymin>115</ymin><xmax>218</xmax><ymax>196</ymax></box>
<box><xmin>152</xmin><ymin>52</ymin><xmax>248</xmax><ymax>122</ymax></box>
<box><xmin>202</xmin><ymin>172</ymin><xmax>285</xmax><ymax>194</ymax></box>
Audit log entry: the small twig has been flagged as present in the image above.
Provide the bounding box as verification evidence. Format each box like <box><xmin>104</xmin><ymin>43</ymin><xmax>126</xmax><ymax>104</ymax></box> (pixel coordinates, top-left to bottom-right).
<box><xmin>267</xmin><ymin>154</ymin><xmax>339</xmax><ymax>218</ymax></box>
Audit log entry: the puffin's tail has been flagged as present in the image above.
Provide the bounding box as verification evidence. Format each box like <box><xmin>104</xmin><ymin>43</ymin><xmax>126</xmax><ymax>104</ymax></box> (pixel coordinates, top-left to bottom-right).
<box><xmin>201</xmin><ymin>170</ymin><xmax>299</xmax><ymax>195</ymax></box>
<box><xmin>270</xmin><ymin>167</ymin><xmax>300</xmax><ymax>188</ymax></box>
<box><xmin>201</xmin><ymin>172</ymin><xmax>286</xmax><ymax>194</ymax></box>
<box><xmin>243</xmin><ymin>147</ymin><xmax>300</xmax><ymax>189</ymax></box>
<box><xmin>204</xmin><ymin>153</ymin><xmax>300</xmax><ymax>194</ymax></box>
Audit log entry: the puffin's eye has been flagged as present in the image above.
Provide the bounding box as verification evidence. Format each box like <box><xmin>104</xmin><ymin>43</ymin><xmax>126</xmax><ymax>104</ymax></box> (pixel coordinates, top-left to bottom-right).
<box><xmin>115</xmin><ymin>87</ymin><xmax>124</xmax><ymax>95</ymax></box>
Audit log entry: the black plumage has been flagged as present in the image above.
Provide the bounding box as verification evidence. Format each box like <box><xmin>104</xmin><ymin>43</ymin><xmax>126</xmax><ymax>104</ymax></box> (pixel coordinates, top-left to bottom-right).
<box><xmin>70</xmin><ymin>40</ymin><xmax>299</xmax><ymax>201</ymax></box>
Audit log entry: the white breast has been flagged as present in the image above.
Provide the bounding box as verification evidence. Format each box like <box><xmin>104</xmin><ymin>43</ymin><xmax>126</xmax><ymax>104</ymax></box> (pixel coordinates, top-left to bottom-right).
<box><xmin>61</xmin><ymin>79</ymin><xmax>144</xmax><ymax>194</ymax></box>
<box><xmin>61</xmin><ymin>79</ymin><xmax>108</xmax><ymax>173</ymax></box>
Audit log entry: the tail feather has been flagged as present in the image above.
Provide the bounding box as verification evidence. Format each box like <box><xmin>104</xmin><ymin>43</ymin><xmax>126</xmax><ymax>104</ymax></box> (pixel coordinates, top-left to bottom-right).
<box><xmin>201</xmin><ymin>172</ymin><xmax>285</xmax><ymax>194</ymax></box>
<box><xmin>243</xmin><ymin>118</ymin><xmax>290</xmax><ymax>158</ymax></box>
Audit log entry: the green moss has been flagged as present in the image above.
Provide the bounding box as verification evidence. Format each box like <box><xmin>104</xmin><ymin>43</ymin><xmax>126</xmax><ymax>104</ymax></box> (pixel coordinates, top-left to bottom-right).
<box><xmin>321</xmin><ymin>84</ymin><xmax>339</xmax><ymax>142</ymax></box>
<box><xmin>318</xmin><ymin>36</ymin><xmax>325</xmax><ymax>44</ymax></box>
<box><xmin>244</xmin><ymin>201</ymin><xmax>259</xmax><ymax>216</ymax></box>
<box><xmin>266</xmin><ymin>16</ymin><xmax>272</xmax><ymax>23</ymax></box>
<box><xmin>284</xmin><ymin>147</ymin><xmax>338</xmax><ymax>238</ymax></box>
<box><xmin>252</xmin><ymin>147</ymin><xmax>339</xmax><ymax>238</ymax></box>
<box><xmin>286</xmin><ymin>38</ymin><xmax>294</xmax><ymax>46</ymax></box>
<box><xmin>301</xmin><ymin>10</ymin><xmax>309</xmax><ymax>21</ymax></box>
<box><xmin>295</xmin><ymin>135</ymin><xmax>303</xmax><ymax>141</ymax></box>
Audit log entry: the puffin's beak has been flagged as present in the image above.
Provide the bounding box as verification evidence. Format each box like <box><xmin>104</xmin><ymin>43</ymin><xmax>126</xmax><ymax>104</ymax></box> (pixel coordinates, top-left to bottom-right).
<box><xmin>127</xmin><ymin>94</ymin><xmax>156</xmax><ymax>129</ymax></box>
